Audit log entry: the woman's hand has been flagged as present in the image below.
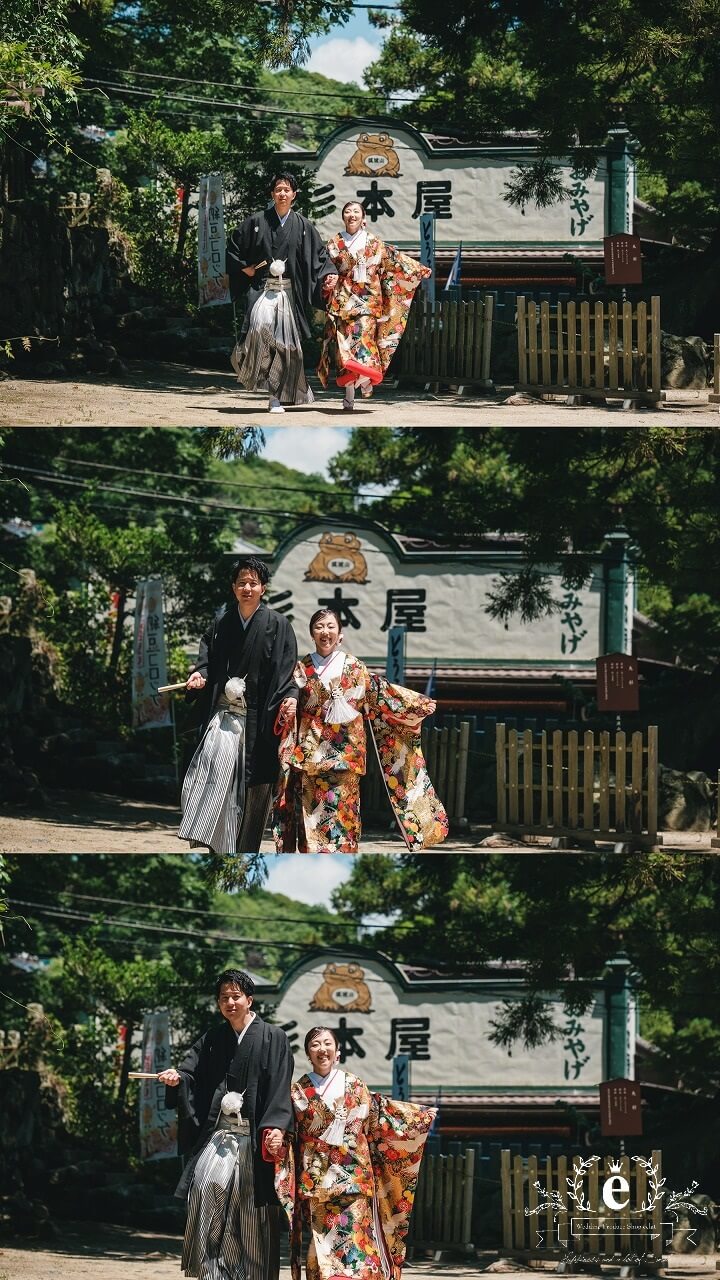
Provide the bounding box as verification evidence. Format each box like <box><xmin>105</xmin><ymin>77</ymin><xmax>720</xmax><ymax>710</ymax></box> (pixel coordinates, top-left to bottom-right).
<box><xmin>264</xmin><ymin>1128</ymin><xmax>285</xmax><ymax>1156</ymax></box>
<box><xmin>186</xmin><ymin>672</ymin><xmax>207</xmax><ymax>690</ymax></box>
<box><xmin>279</xmin><ymin>697</ymin><xmax>297</xmax><ymax>724</ymax></box>
<box><xmin>158</xmin><ymin>1068</ymin><xmax>181</xmax><ymax>1086</ymax></box>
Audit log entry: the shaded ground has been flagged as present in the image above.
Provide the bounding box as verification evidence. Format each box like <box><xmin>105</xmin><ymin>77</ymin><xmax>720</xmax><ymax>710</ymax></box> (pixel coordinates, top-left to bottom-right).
<box><xmin>0</xmin><ymin>789</ymin><xmax>715</xmax><ymax>854</ymax></box>
<box><xmin>1</xmin><ymin>363</ymin><xmax>717</xmax><ymax>426</ymax></box>
<box><xmin>1</xmin><ymin>1222</ymin><xmax>717</xmax><ymax>1280</ymax></box>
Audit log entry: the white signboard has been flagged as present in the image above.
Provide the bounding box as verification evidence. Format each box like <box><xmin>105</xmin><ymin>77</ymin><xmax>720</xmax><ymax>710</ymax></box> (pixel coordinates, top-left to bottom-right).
<box><xmin>132</xmin><ymin>578</ymin><xmax>171</xmax><ymax>729</ymax></box>
<box><xmin>269</xmin><ymin>523</ymin><xmax>603</xmax><ymax>665</ymax></box>
<box><xmin>302</xmin><ymin>123</ymin><xmax>608</xmax><ymax>251</ymax></box>
<box><xmin>198</xmin><ymin>173</ymin><xmax>231</xmax><ymax>307</ymax></box>
<box><xmin>265</xmin><ymin>953</ymin><xmax>606</xmax><ymax>1092</ymax></box>
<box><xmin>139</xmin><ymin>1012</ymin><xmax>177</xmax><ymax>1160</ymax></box>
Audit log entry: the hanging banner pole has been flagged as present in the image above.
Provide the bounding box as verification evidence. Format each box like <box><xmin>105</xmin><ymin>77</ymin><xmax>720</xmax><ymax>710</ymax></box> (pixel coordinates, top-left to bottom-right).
<box><xmin>198</xmin><ymin>173</ymin><xmax>231</xmax><ymax>307</ymax></box>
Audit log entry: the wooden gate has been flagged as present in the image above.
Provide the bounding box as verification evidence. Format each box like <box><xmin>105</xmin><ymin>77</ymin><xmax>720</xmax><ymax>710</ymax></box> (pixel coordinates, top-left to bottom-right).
<box><xmin>399</xmin><ymin>295</ymin><xmax>494</xmax><ymax>392</ymax></box>
<box><xmin>710</xmin><ymin>334</ymin><xmax>720</xmax><ymax>407</ymax></box>
<box><xmin>501</xmin><ymin>1150</ymin><xmax>664</xmax><ymax>1262</ymax></box>
<box><xmin>408</xmin><ymin>1147</ymin><xmax>475</xmax><ymax>1252</ymax></box>
<box><xmin>516</xmin><ymin>296</ymin><xmax>663</xmax><ymax>404</ymax></box>
<box><xmin>495</xmin><ymin>724</ymin><xmax>660</xmax><ymax>850</ymax></box>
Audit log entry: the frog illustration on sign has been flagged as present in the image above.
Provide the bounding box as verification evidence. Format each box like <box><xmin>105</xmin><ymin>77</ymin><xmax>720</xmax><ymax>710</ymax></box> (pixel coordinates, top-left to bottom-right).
<box><xmin>309</xmin><ymin>962</ymin><xmax>373</xmax><ymax>1013</ymax></box>
<box><xmin>304</xmin><ymin>532</ymin><xmax>369</xmax><ymax>584</ymax></box>
<box><xmin>345</xmin><ymin>132</ymin><xmax>401</xmax><ymax>177</ymax></box>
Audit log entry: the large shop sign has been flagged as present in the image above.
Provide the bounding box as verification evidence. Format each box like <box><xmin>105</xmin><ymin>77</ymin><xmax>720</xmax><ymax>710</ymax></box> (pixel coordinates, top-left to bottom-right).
<box><xmin>266</xmin><ymin>520</ymin><xmax>621</xmax><ymax>666</ymax></box>
<box><xmin>258</xmin><ymin>950</ymin><xmax>609</xmax><ymax>1093</ymax></box>
<box><xmin>294</xmin><ymin>120</ymin><xmax>612</xmax><ymax>251</ymax></box>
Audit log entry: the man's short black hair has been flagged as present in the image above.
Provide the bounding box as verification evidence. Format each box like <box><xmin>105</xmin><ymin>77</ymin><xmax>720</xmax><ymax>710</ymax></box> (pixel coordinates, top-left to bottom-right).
<box><xmin>269</xmin><ymin>171</ymin><xmax>298</xmax><ymax>194</ymax></box>
<box><xmin>230</xmin><ymin>556</ymin><xmax>270</xmax><ymax>586</ymax></box>
<box><xmin>215</xmin><ymin>969</ymin><xmax>255</xmax><ymax>1000</ymax></box>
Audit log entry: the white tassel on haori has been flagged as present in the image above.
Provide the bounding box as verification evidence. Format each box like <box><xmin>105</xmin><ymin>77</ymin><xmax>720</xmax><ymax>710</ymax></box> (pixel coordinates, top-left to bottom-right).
<box><xmin>224</xmin><ymin>677</ymin><xmax>247</xmax><ymax>709</ymax></box>
<box><xmin>323</xmin><ymin>686</ymin><xmax>361</xmax><ymax>725</ymax></box>
<box><xmin>220</xmin><ymin>1090</ymin><xmax>245</xmax><ymax>1116</ymax></box>
<box><xmin>319</xmin><ymin>1103</ymin><xmax>348</xmax><ymax>1147</ymax></box>
<box><xmin>269</xmin><ymin>258</ymin><xmax>286</xmax><ymax>279</ymax></box>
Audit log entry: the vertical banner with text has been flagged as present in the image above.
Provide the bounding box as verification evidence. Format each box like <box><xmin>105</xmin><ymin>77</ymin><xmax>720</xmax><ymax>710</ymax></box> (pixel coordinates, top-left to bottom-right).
<box><xmin>419</xmin><ymin>212</ymin><xmax>435</xmax><ymax>305</ymax></box>
<box><xmin>198</xmin><ymin>173</ymin><xmax>231</xmax><ymax>307</ymax></box>
<box><xmin>139</xmin><ymin>1012</ymin><xmax>177</xmax><ymax>1160</ymax></box>
<box><xmin>132</xmin><ymin>578</ymin><xmax>171</xmax><ymax>730</ymax></box>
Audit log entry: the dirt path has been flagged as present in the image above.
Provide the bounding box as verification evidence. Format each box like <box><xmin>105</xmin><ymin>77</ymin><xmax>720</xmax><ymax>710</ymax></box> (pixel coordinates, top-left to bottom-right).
<box><xmin>1</xmin><ymin>1223</ymin><xmax>717</xmax><ymax>1280</ymax></box>
<box><xmin>0</xmin><ymin>789</ymin><xmax>715</xmax><ymax>855</ymax></box>
<box><xmin>1</xmin><ymin>363</ymin><xmax>717</xmax><ymax>426</ymax></box>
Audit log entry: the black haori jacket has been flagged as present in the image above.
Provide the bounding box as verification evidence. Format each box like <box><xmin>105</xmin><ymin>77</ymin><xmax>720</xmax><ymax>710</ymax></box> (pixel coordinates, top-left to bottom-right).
<box><xmin>226</xmin><ymin>207</ymin><xmax>334</xmax><ymax>340</ymax></box>
<box><xmin>188</xmin><ymin>602</ymin><xmax>298</xmax><ymax>787</ymax></box>
<box><xmin>165</xmin><ymin>1015</ymin><xmax>294</xmax><ymax>1206</ymax></box>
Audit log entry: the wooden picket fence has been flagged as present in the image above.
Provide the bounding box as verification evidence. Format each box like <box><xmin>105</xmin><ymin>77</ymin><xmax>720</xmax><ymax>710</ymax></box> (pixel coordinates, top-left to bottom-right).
<box><xmin>408</xmin><ymin>1146</ymin><xmax>476</xmax><ymax>1252</ymax></box>
<box><xmin>516</xmin><ymin>296</ymin><xmax>663</xmax><ymax>404</ymax></box>
<box><xmin>399</xmin><ymin>295</ymin><xmax>494</xmax><ymax>391</ymax></box>
<box><xmin>495</xmin><ymin>724</ymin><xmax>660</xmax><ymax>850</ymax></box>
<box><xmin>501</xmin><ymin>1150</ymin><xmax>664</xmax><ymax>1262</ymax></box>
<box><xmin>363</xmin><ymin>719</ymin><xmax>472</xmax><ymax>826</ymax></box>
<box><xmin>710</xmin><ymin>334</ymin><xmax>720</xmax><ymax>407</ymax></box>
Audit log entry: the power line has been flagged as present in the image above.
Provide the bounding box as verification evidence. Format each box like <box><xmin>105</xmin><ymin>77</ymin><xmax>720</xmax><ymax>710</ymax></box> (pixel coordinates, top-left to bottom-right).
<box><xmin>5</xmin><ymin>464</ymin><xmax>350</xmax><ymax>520</ymax></box>
<box><xmin>8</xmin><ymin>899</ymin><xmax>320</xmax><ymax>950</ymax></box>
<box><xmin>101</xmin><ymin>67</ymin><xmax>406</xmax><ymax>104</ymax></box>
<box><xmin>59</xmin><ymin>890</ymin><xmax>374</xmax><ymax>929</ymax></box>
<box><xmin>84</xmin><ymin>79</ymin><xmax>355</xmax><ymax>123</ymax></box>
<box><xmin>55</xmin><ymin>456</ymin><xmax>364</xmax><ymax>500</ymax></box>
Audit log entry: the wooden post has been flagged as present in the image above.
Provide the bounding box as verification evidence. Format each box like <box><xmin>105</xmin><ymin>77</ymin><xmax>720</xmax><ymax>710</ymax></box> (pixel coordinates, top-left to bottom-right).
<box><xmin>455</xmin><ymin>719</ymin><xmax>470</xmax><ymax>823</ymax></box>
<box><xmin>568</xmin><ymin>728</ymin><xmax>579</xmax><ymax>828</ymax></box>
<box><xmin>552</xmin><ymin>729</ymin><xmax>564</xmax><ymax>826</ymax></box>
<box><xmin>622</xmin><ymin>300</ymin><xmax>633</xmax><ymax>389</ymax></box>
<box><xmin>650</xmin><ymin>296</ymin><xmax>662</xmax><ymax>399</ymax></box>
<box><xmin>567</xmin><ymin>300</ymin><xmax>578</xmax><ymax>389</ymax></box>
<box><xmin>636</xmin><ymin>299</ymin><xmax>648</xmax><ymax>391</ymax></box>
<box><xmin>528</xmin><ymin>300</ymin><xmax>539</xmax><ymax>386</ymax></box>
<box><xmin>615</xmin><ymin>730</ymin><xmax>627</xmax><ymax>832</ymax></box>
<box><xmin>608</xmin><ymin>301</ymin><xmax>619</xmax><ymax>390</ymax></box>
<box><xmin>480</xmin><ymin>293</ymin><xmax>494</xmax><ymax>385</ymax></box>
<box><xmin>598</xmin><ymin>730</ymin><xmax>610</xmax><ymax>833</ymax></box>
<box><xmin>630</xmin><ymin>731</ymin><xmax>643</xmax><ymax>833</ymax></box>
<box><xmin>522</xmin><ymin>727</ymin><xmax>533</xmax><ymax>825</ymax></box>
<box><xmin>646</xmin><ymin>725</ymin><xmax>658</xmax><ymax>842</ymax></box>
<box><xmin>496</xmin><ymin>723</ymin><xmax>507</xmax><ymax>824</ymax></box>
<box><xmin>512</xmin><ymin>1154</ymin><xmax>525</xmax><ymax>1250</ymax></box>
<box><xmin>501</xmin><ymin>1149</ymin><xmax>513</xmax><ymax>1250</ymax></box>
<box><xmin>508</xmin><ymin>728</ymin><xmax>519</xmax><ymax>823</ymax></box>
<box><xmin>540</xmin><ymin>300</ymin><xmax>551</xmax><ymax>385</ymax></box>
<box><xmin>582</xmin><ymin>729</ymin><xmax>595</xmax><ymax>829</ymax></box>
<box><xmin>462</xmin><ymin>1147</ymin><xmax>475</xmax><ymax>1246</ymax></box>
<box><xmin>556</xmin><ymin>301</ymin><xmax>566</xmax><ymax>388</ymax></box>
<box><xmin>580</xmin><ymin>301</ymin><xmax>591</xmax><ymax>387</ymax></box>
<box><xmin>539</xmin><ymin>730</ymin><xmax>549</xmax><ymax>827</ymax></box>
<box><xmin>594</xmin><ymin>300</ymin><xmax>605</xmax><ymax>391</ymax></box>
<box><xmin>710</xmin><ymin>333</ymin><xmax>720</xmax><ymax>404</ymax></box>
<box><xmin>517</xmin><ymin>296</ymin><xmax>528</xmax><ymax>386</ymax></box>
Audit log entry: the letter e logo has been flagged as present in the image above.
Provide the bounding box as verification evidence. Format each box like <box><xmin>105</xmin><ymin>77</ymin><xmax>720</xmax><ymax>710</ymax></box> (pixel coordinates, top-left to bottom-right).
<box><xmin>602</xmin><ymin>1175</ymin><xmax>630</xmax><ymax>1210</ymax></box>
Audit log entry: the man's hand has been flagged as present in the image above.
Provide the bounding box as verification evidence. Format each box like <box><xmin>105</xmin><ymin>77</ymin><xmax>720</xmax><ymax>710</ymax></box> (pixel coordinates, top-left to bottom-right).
<box><xmin>186</xmin><ymin>673</ymin><xmax>207</xmax><ymax>690</ymax></box>
<box><xmin>158</xmin><ymin>1068</ymin><xmax>181</xmax><ymax>1086</ymax></box>
<box><xmin>241</xmin><ymin>265</ymin><xmax>256</xmax><ymax>277</ymax></box>
<box><xmin>264</xmin><ymin>1128</ymin><xmax>285</xmax><ymax>1157</ymax></box>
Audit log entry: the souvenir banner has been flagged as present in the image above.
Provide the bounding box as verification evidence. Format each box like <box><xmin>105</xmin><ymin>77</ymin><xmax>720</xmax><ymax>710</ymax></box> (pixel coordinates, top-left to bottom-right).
<box><xmin>198</xmin><ymin>173</ymin><xmax>231</xmax><ymax>307</ymax></box>
<box><xmin>132</xmin><ymin>578</ymin><xmax>171</xmax><ymax>730</ymax></box>
<box><xmin>139</xmin><ymin>1012</ymin><xmax>177</xmax><ymax>1160</ymax></box>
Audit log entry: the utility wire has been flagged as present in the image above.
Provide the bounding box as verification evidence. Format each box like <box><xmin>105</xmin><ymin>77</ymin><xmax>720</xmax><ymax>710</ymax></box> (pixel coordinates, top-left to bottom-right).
<box><xmin>57</xmin><ymin>889</ymin><xmax>396</xmax><ymax>929</ymax></box>
<box><xmin>8</xmin><ymin>899</ymin><xmax>319</xmax><ymax>950</ymax></box>
<box><xmin>54</xmin><ymin>456</ymin><xmax>365</xmax><ymax>500</ymax></box>
<box><xmin>84</xmin><ymin>79</ymin><xmax>356</xmax><ymax>123</ymax></box>
<box><xmin>101</xmin><ymin>67</ymin><xmax>407</xmax><ymax>104</ymax></box>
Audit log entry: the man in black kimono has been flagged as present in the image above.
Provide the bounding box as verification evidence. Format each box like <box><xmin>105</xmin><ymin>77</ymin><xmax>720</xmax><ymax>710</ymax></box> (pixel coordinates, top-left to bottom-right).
<box><xmin>160</xmin><ymin>969</ymin><xmax>294</xmax><ymax>1280</ymax></box>
<box><xmin>179</xmin><ymin>555</ymin><xmax>298</xmax><ymax>854</ymax></box>
<box><xmin>227</xmin><ymin>172</ymin><xmax>337</xmax><ymax>412</ymax></box>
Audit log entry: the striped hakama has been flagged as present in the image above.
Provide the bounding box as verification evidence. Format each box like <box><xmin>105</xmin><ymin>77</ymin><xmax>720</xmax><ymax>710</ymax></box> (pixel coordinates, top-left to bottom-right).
<box><xmin>232</xmin><ymin>280</ymin><xmax>314</xmax><ymax>406</ymax></box>
<box><xmin>179</xmin><ymin>693</ymin><xmax>246</xmax><ymax>856</ymax></box>
<box><xmin>183</xmin><ymin>1116</ymin><xmax>280</xmax><ymax>1280</ymax></box>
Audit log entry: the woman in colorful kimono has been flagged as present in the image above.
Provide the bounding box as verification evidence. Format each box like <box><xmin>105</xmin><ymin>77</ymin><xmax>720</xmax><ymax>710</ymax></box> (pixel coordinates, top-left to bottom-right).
<box><xmin>265</xmin><ymin>1026</ymin><xmax>435</xmax><ymax>1280</ymax></box>
<box><xmin>317</xmin><ymin>202</ymin><xmax>431</xmax><ymax>411</ymax></box>
<box><xmin>273</xmin><ymin>608</ymin><xmax>448</xmax><ymax>854</ymax></box>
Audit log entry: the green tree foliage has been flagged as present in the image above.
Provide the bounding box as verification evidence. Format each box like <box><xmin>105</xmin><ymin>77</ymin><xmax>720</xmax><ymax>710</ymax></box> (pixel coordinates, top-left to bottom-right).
<box><xmin>329</xmin><ymin>427</ymin><xmax>720</xmax><ymax>670</ymax></box>
<box><xmin>363</xmin><ymin>0</ymin><xmax>720</xmax><ymax>245</ymax></box>
<box><xmin>3</xmin><ymin>854</ymin><xmax>357</xmax><ymax>1155</ymax></box>
<box><xmin>331</xmin><ymin>852</ymin><xmax>720</xmax><ymax>1093</ymax></box>
<box><xmin>0</xmin><ymin>427</ymin><xmax>351</xmax><ymax>736</ymax></box>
